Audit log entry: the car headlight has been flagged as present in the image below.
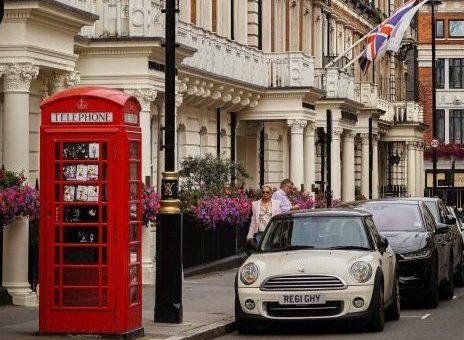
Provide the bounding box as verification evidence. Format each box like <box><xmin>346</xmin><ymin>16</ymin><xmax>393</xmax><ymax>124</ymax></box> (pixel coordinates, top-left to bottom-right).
<box><xmin>240</xmin><ymin>263</ymin><xmax>259</xmax><ymax>285</ymax></box>
<box><xmin>401</xmin><ymin>248</ymin><xmax>432</xmax><ymax>260</ymax></box>
<box><xmin>350</xmin><ymin>261</ymin><xmax>372</xmax><ymax>283</ymax></box>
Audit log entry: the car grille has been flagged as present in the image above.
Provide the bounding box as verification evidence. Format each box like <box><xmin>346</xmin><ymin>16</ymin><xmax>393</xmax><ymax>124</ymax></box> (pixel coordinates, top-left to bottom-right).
<box><xmin>266</xmin><ymin>301</ymin><xmax>343</xmax><ymax>318</ymax></box>
<box><xmin>261</xmin><ymin>275</ymin><xmax>345</xmax><ymax>291</ymax></box>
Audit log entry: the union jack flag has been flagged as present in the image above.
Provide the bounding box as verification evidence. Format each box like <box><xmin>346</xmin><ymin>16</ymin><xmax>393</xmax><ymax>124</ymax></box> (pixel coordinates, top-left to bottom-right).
<box><xmin>358</xmin><ymin>0</ymin><xmax>416</xmax><ymax>73</ymax></box>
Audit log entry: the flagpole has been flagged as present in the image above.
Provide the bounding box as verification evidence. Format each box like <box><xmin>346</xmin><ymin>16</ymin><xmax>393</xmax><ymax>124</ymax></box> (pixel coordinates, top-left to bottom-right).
<box><xmin>342</xmin><ymin>52</ymin><xmax>363</xmax><ymax>70</ymax></box>
<box><xmin>325</xmin><ymin>36</ymin><xmax>367</xmax><ymax>68</ymax></box>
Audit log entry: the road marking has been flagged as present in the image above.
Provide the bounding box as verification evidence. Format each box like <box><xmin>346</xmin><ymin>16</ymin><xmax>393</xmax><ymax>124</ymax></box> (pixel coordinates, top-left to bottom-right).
<box><xmin>453</xmin><ymin>295</ymin><xmax>457</xmax><ymax>300</ymax></box>
<box><xmin>421</xmin><ymin>313</ymin><xmax>431</xmax><ymax>320</ymax></box>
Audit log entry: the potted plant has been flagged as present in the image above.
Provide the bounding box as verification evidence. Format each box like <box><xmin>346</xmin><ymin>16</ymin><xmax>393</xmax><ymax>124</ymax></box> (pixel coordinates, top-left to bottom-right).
<box><xmin>141</xmin><ymin>184</ymin><xmax>160</xmax><ymax>227</ymax></box>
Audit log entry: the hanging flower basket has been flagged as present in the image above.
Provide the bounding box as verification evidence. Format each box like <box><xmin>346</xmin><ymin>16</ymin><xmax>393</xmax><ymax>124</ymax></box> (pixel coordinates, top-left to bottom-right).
<box><xmin>0</xmin><ymin>169</ymin><xmax>40</xmax><ymax>226</ymax></box>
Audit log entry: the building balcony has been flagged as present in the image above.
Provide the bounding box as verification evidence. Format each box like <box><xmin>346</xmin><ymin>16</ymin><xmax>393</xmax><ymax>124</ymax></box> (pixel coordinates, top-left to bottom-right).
<box><xmin>314</xmin><ymin>67</ymin><xmax>355</xmax><ymax>101</ymax></box>
<box><xmin>354</xmin><ymin>81</ymin><xmax>378</xmax><ymax>109</ymax></box>
<box><xmin>381</xmin><ymin>100</ymin><xmax>424</xmax><ymax>124</ymax></box>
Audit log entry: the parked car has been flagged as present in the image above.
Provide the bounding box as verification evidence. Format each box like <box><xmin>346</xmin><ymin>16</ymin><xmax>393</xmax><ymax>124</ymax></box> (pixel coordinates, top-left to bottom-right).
<box><xmin>235</xmin><ymin>209</ymin><xmax>399</xmax><ymax>333</ymax></box>
<box><xmin>448</xmin><ymin>206</ymin><xmax>464</xmax><ymax>281</ymax></box>
<box><xmin>403</xmin><ymin>197</ymin><xmax>464</xmax><ymax>288</ymax></box>
<box><xmin>351</xmin><ymin>199</ymin><xmax>452</xmax><ymax>308</ymax></box>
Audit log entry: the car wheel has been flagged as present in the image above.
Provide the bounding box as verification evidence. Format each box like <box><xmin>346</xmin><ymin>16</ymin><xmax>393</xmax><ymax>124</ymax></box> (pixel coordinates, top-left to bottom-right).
<box><xmin>425</xmin><ymin>257</ymin><xmax>439</xmax><ymax>309</ymax></box>
<box><xmin>454</xmin><ymin>249</ymin><xmax>464</xmax><ymax>287</ymax></box>
<box><xmin>368</xmin><ymin>279</ymin><xmax>385</xmax><ymax>332</ymax></box>
<box><xmin>386</xmin><ymin>273</ymin><xmax>400</xmax><ymax>321</ymax></box>
<box><xmin>235</xmin><ymin>295</ymin><xmax>257</xmax><ymax>334</ymax></box>
<box><xmin>440</xmin><ymin>255</ymin><xmax>455</xmax><ymax>300</ymax></box>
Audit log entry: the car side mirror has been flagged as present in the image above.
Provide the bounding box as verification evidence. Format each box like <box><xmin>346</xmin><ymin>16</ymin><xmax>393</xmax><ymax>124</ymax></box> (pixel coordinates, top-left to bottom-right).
<box><xmin>378</xmin><ymin>235</ymin><xmax>389</xmax><ymax>253</ymax></box>
<box><xmin>246</xmin><ymin>239</ymin><xmax>258</xmax><ymax>255</ymax></box>
<box><xmin>435</xmin><ymin>223</ymin><xmax>450</xmax><ymax>234</ymax></box>
<box><xmin>446</xmin><ymin>215</ymin><xmax>457</xmax><ymax>225</ymax></box>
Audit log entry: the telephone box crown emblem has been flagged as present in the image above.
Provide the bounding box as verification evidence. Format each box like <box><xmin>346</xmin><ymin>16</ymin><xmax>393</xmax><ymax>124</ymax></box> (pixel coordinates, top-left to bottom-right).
<box><xmin>76</xmin><ymin>99</ymin><xmax>88</xmax><ymax>110</ymax></box>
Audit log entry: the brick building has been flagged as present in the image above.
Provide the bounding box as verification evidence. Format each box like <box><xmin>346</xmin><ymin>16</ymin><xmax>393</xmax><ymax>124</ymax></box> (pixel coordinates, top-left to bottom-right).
<box><xmin>419</xmin><ymin>0</ymin><xmax>464</xmax><ymax>205</ymax></box>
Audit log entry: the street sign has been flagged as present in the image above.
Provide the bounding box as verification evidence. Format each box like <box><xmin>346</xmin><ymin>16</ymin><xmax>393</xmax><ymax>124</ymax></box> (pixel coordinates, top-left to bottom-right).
<box><xmin>431</xmin><ymin>139</ymin><xmax>440</xmax><ymax>148</ymax></box>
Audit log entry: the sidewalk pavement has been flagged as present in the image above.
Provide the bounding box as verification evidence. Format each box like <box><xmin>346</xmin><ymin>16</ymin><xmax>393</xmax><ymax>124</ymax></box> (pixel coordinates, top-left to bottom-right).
<box><xmin>0</xmin><ymin>269</ymin><xmax>238</xmax><ymax>340</ymax></box>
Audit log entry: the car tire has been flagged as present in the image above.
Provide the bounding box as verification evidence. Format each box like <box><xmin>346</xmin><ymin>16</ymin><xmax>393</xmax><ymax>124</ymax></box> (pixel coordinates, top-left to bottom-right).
<box><xmin>440</xmin><ymin>254</ymin><xmax>455</xmax><ymax>300</ymax></box>
<box><xmin>425</xmin><ymin>256</ymin><xmax>439</xmax><ymax>309</ymax></box>
<box><xmin>386</xmin><ymin>273</ymin><xmax>400</xmax><ymax>321</ymax></box>
<box><xmin>367</xmin><ymin>277</ymin><xmax>385</xmax><ymax>332</ymax></box>
<box><xmin>454</xmin><ymin>249</ymin><xmax>464</xmax><ymax>287</ymax></box>
<box><xmin>235</xmin><ymin>295</ymin><xmax>257</xmax><ymax>334</ymax></box>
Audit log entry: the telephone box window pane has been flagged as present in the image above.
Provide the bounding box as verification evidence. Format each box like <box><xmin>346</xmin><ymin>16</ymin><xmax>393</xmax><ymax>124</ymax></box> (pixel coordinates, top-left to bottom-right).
<box><xmin>63</xmin><ymin>206</ymin><xmax>99</xmax><ymax>223</ymax></box>
<box><xmin>129</xmin><ymin>265</ymin><xmax>138</xmax><ymax>284</ymax></box>
<box><xmin>63</xmin><ymin>268</ymin><xmax>99</xmax><ymax>286</ymax></box>
<box><xmin>63</xmin><ymin>143</ymin><xmax>95</xmax><ymax>160</ymax></box>
<box><xmin>102</xmin><ymin>289</ymin><xmax>108</xmax><ymax>306</ymax></box>
<box><xmin>130</xmin><ymin>223</ymin><xmax>137</xmax><ymax>242</ymax></box>
<box><xmin>130</xmin><ymin>183</ymin><xmax>138</xmax><ymax>200</ymax></box>
<box><xmin>63</xmin><ymin>165</ymin><xmax>77</xmax><ymax>181</ymax></box>
<box><xmin>130</xmin><ymin>163</ymin><xmax>138</xmax><ymax>180</ymax></box>
<box><xmin>102</xmin><ymin>184</ymin><xmax>107</xmax><ymax>202</ymax></box>
<box><xmin>130</xmin><ymin>245</ymin><xmax>138</xmax><ymax>264</ymax></box>
<box><xmin>54</xmin><ymin>268</ymin><xmax>60</xmax><ymax>285</ymax></box>
<box><xmin>54</xmin><ymin>246</ymin><xmax>60</xmax><ymax>264</ymax></box>
<box><xmin>55</xmin><ymin>143</ymin><xmax>60</xmax><ymax>159</ymax></box>
<box><xmin>129</xmin><ymin>142</ymin><xmax>139</xmax><ymax>159</ymax></box>
<box><xmin>130</xmin><ymin>286</ymin><xmax>138</xmax><ymax>304</ymax></box>
<box><xmin>55</xmin><ymin>227</ymin><xmax>60</xmax><ymax>243</ymax></box>
<box><xmin>102</xmin><ymin>247</ymin><xmax>107</xmax><ymax>264</ymax></box>
<box><xmin>102</xmin><ymin>143</ymin><xmax>107</xmax><ymax>160</ymax></box>
<box><xmin>55</xmin><ymin>163</ymin><xmax>60</xmax><ymax>181</ymax></box>
<box><xmin>102</xmin><ymin>268</ymin><xmax>107</xmax><ymax>285</ymax></box>
<box><xmin>102</xmin><ymin>164</ymin><xmax>107</xmax><ymax>180</ymax></box>
<box><xmin>63</xmin><ymin>247</ymin><xmax>98</xmax><ymax>264</ymax></box>
<box><xmin>63</xmin><ymin>228</ymin><xmax>98</xmax><ymax>243</ymax></box>
<box><xmin>102</xmin><ymin>227</ymin><xmax>107</xmax><ymax>243</ymax></box>
<box><xmin>102</xmin><ymin>206</ymin><xmax>107</xmax><ymax>222</ymax></box>
<box><xmin>130</xmin><ymin>203</ymin><xmax>138</xmax><ymax>221</ymax></box>
<box><xmin>63</xmin><ymin>289</ymin><xmax>98</xmax><ymax>307</ymax></box>
<box><xmin>54</xmin><ymin>289</ymin><xmax>60</xmax><ymax>307</ymax></box>
<box><xmin>55</xmin><ymin>184</ymin><xmax>60</xmax><ymax>202</ymax></box>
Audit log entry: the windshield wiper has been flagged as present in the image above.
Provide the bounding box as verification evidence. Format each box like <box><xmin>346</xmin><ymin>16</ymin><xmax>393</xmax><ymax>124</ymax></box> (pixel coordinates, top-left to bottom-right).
<box><xmin>273</xmin><ymin>245</ymin><xmax>315</xmax><ymax>252</ymax></box>
<box><xmin>327</xmin><ymin>246</ymin><xmax>370</xmax><ymax>251</ymax></box>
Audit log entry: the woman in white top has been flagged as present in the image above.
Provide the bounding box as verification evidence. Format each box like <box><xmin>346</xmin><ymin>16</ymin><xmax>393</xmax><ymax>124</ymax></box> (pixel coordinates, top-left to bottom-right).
<box><xmin>246</xmin><ymin>184</ymin><xmax>282</xmax><ymax>244</ymax></box>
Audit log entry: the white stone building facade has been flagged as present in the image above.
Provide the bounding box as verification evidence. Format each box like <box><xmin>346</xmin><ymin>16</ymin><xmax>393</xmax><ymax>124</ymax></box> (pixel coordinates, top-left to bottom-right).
<box><xmin>0</xmin><ymin>0</ymin><xmax>425</xmax><ymax>304</ymax></box>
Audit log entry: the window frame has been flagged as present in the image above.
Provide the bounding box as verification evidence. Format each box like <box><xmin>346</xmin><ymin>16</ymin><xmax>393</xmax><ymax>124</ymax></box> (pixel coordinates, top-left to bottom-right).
<box><xmin>449</xmin><ymin>109</ymin><xmax>464</xmax><ymax>145</ymax></box>
<box><xmin>449</xmin><ymin>58</ymin><xmax>464</xmax><ymax>89</ymax></box>
<box><xmin>449</xmin><ymin>20</ymin><xmax>464</xmax><ymax>38</ymax></box>
<box><xmin>436</xmin><ymin>19</ymin><xmax>445</xmax><ymax>38</ymax></box>
<box><xmin>436</xmin><ymin>58</ymin><xmax>445</xmax><ymax>89</ymax></box>
<box><xmin>437</xmin><ymin>109</ymin><xmax>445</xmax><ymax>142</ymax></box>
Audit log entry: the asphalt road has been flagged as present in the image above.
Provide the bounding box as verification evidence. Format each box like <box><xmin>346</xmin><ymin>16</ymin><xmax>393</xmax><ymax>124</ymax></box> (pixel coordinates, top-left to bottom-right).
<box><xmin>217</xmin><ymin>287</ymin><xmax>464</xmax><ymax>340</ymax></box>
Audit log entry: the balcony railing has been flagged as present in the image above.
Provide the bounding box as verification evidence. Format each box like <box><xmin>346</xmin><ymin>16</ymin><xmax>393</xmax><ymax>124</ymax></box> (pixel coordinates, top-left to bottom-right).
<box><xmin>315</xmin><ymin>67</ymin><xmax>355</xmax><ymax>100</ymax></box>
<box><xmin>354</xmin><ymin>82</ymin><xmax>378</xmax><ymax>108</ymax></box>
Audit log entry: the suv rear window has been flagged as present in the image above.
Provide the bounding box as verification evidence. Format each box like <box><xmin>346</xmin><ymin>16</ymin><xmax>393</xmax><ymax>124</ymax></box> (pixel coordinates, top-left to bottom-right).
<box><xmin>358</xmin><ymin>203</ymin><xmax>424</xmax><ymax>232</ymax></box>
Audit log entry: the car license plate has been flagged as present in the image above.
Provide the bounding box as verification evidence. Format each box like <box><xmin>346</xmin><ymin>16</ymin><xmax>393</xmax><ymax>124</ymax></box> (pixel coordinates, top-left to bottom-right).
<box><xmin>279</xmin><ymin>294</ymin><xmax>326</xmax><ymax>305</ymax></box>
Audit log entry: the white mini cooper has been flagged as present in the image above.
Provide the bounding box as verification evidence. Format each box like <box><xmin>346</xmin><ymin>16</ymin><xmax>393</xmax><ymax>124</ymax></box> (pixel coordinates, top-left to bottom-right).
<box><xmin>235</xmin><ymin>209</ymin><xmax>400</xmax><ymax>333</ymax></box>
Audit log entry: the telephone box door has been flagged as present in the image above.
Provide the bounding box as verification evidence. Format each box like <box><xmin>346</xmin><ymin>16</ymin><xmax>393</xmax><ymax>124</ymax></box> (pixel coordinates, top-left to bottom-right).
<box><xmin>42</xmin><ymin>133</ymin><xmax>117</xmax><ymax>331</ymax></box>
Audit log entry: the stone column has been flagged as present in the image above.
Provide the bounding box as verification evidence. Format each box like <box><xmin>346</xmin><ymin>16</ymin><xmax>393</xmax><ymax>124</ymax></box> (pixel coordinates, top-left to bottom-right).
<box><xmin>342</xmin><ymin>131</ymin><xmax>355</xmax><ymax>202</ymax></box>
<box><xmin>407</xmin><ymin>142</ymin><xmax>416</xmax><ymax>196</ymax></box>
<box><xmin>314</xmin><ymin>5</ymin><xmax>323</xmax><ymax>67</ymax></box>
<box><xmin>2</xmin><ymin>63</ymin><xmax>39</xmax><ymax>306</ymax></box>
<box><xmin>331</xmin><ymin>128</ymin><xmax>342</xmax><ymax>200</ymax></box>
<box><xmin>129</xmin><ymin>89</ymin><xmax>157</xmax><ymax>285</ymax></box>
<box><xmin>360</xmin><ymin>133</ymin><xmax>370</xmax><ymax>199</ymax></box>
<box><xmin>49</xmin><ymin>71</ymin><xmax>80</xmax><ymax>94</ymax></box>
<box><xmin>304</xmin><ymin>123</ymin><xmax>316</xmax><ymax>193</ymax></box>
<box><xmin>288</xmin><ymin>119</ymin><xmax>307</xmax><ymax>191</ymax></box>
<box><xmin>415</xmin><ymin>142</ymin><xmax>423</xmax><ymax>196</ymax></box>
<box><xmin>372</xmin><ymin>135</ymin><xmax>379</xmax><ymax>198</ymax></box>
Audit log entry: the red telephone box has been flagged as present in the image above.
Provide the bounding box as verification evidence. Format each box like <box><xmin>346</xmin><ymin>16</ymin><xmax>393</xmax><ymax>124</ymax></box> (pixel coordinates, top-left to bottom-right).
<box><xmin>39</xmin><ymin>87</ymin><xmax>143</xmax><ymax>337</ymax></box>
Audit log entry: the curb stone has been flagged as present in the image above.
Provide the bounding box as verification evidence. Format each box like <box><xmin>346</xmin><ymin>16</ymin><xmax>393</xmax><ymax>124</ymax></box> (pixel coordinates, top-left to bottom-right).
<box><xmin>148</xmin><ymin>317</ymin><xmax>235</xmax><ymax>340</ymax></box>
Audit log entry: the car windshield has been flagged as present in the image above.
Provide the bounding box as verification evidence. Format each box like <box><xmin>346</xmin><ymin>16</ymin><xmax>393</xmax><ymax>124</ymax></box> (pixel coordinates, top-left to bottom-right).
<box><xmin>424</xmin><ymin>201</ymin><xmax>440</xmax><ymax>223</ymax></box>
<box><xmin>259</xmin><ymin>216</ymin><xmax>372</xmax><ymax>252</ymax></box>
<box><xmin>358</xmin><ymin>203</ymin><xmax>424</xmax><ymax>232</ymax></box>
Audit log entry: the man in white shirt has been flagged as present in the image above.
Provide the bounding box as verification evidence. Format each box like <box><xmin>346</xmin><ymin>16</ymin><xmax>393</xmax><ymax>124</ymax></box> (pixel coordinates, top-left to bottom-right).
<box><xmin>272</xmin><ymin>179</ymin><xmax>299</xmax><ymax>212</ymax></box>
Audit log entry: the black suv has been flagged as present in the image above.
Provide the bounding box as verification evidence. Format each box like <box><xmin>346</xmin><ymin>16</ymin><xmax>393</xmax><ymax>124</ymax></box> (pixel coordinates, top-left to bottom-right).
<box><xmin>352</xmin><ymin>199</ymin><xmax>452</xmax><ymax>308</ymax></box>
<box><xmin>403</xmin><ymin>197</ymin><xmax>464</xmax><ymax>288</ymax></box>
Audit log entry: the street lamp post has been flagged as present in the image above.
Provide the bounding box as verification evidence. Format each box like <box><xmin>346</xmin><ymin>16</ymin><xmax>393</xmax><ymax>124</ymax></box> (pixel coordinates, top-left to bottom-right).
<box><xmin>429</xmin><ymin>0</ymin><xmax>442</xmax><ymax>197</ymax></box>
<box><xmin>154</xmin><ymin>0</ymin><xmax>183</xmax><ymax>324</ymax></box>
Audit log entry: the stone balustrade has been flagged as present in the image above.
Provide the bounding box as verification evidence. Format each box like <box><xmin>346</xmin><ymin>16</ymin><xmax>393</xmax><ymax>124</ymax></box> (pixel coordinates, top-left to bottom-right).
<box><xmin>385</xmin><ymin>101</ymin><xmax>423</xmax><ymax>124</ymax></box>
<box><xmin>354</xmin><ymin>81</ymin><xmax>378</xmax><ymax>109</ymax></box>
<box><xmin>266</xmin><ymin>52</ymin><xmax>314</xmax><ymax>88</ymax></box>
<box><xmin>317</xmin><ymin>67</ymin><xmax>355</xmax><ymax>100</ymax></box>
